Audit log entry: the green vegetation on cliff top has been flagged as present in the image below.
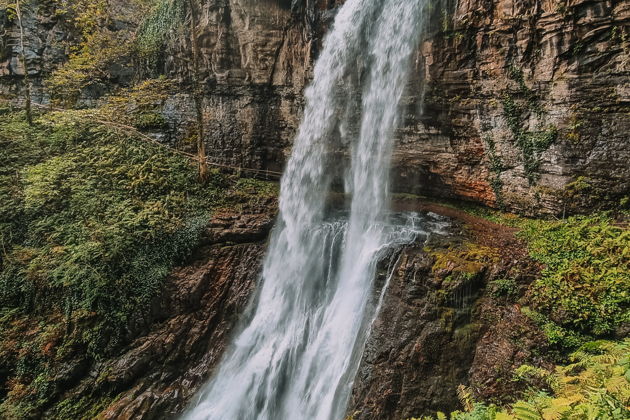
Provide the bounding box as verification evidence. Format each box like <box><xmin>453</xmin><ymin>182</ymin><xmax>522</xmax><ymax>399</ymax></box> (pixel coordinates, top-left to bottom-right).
<box><xmin>0</xmin><ymin>107</ymin><xmax>276</xmax><ymax>417</ymax></box>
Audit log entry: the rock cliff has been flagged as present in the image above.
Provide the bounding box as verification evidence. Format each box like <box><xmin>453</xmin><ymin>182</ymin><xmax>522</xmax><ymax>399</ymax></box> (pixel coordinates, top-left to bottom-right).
<box><xmin>48</xmin><ymin>206</ymin><xmax>276</xmax><ymax>420</ymax></box>
<box><xmin>159</xmin><ymin>0</ymin><xmax>630</xmax><ymax>215</ymax></box>
<box><xmin>348</xmin><ymin>200</ymin><xmax>549</xmax><ymax>419</ymax></box>
<box><xmin>0</xmin><ymin>1</ymin><xmax>628</xmax><ymax>418</ymax></box>
<box><xmin>2</xmin><ymin>0</ymin><xmax>628</xmax><ymax>213</ymax></box>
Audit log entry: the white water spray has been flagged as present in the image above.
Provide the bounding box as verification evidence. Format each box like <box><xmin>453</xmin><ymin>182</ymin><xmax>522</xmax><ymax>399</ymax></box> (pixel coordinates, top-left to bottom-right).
<box><xmin>184</xmin><ymin>1</ymin><xmax>428</xmax><ymax>419</ymax></box>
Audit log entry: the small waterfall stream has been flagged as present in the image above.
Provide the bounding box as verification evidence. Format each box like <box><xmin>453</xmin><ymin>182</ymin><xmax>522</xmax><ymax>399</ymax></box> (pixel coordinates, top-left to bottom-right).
<box><xmin>184</xmin><ymin>1</ymin><xmax>429</xmax><ymax>419</ymax></box>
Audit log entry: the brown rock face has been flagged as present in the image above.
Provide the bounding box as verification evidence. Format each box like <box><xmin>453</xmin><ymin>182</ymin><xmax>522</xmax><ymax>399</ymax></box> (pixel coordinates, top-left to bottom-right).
<box><xmin>348</xmin><ymin>202</ymin><xmax>550</xmax><ymax>419</ymax></box>
<box><xmin>3</xmin><ymin>1</ymin><xmax>627</xmax><ymax>212</ymax></box>
<box><xmin>160</xmin><ymin>0</ymin><xmax>321</xmax><ymax>172</ymax></box>
<box><xmin>398</xmin><ymin>0</ymin><xmax>630</xmax><ymax>215</ymax></box>
<box><xmin>40</xmin><ymin>209</ymin><xmax>275</xmax><ymax>420</ymax></box>
<box><xmin>97</xmin><ymin>242</ymin><xmax>262</xmax><ymax>419</ymax></box>
<box><xmin>0</xmin><ymin>1</ymin><xmax>627</xmax><ymax>416</ymax></box>
<box><xmin>164</xmin><ymin>0</ymin><xmax>629</xmax><ymax>214</ymax></box>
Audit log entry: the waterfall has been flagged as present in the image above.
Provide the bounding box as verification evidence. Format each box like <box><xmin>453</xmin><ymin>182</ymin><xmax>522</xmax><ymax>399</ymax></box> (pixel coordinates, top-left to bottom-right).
<box><xmin>184</xmin><ymin>1</ymin><xmax>427</xmax><ymax>419</ymax></box>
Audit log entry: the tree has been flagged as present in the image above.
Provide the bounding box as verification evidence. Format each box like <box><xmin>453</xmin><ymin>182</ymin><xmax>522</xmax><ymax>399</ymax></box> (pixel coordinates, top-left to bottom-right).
<box><xmin>2</xmin><ymin>0</ymin><xmax>33</xmax><ymax>124</ymax></box>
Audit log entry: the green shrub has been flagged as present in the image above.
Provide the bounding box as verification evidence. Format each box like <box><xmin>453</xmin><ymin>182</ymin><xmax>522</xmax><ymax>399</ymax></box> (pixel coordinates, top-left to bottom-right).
<box><xmin>0</xmin><ymin>110</ymin><xmax>273</xmax><ymax>357</ymax></box>
<box><xmin>518</xmin><ymin>215</ymin><xmax>629</xmax><ymax>339</ymax></box>
<box><xmin>135</xmin><ymin>0</ymin><xmax>185</xmax><ymax>67</ymax></box>
<box><xmin>488</xmin><ymin>278</ymin><xmax>519</xmax><ymax>300</ymax></box>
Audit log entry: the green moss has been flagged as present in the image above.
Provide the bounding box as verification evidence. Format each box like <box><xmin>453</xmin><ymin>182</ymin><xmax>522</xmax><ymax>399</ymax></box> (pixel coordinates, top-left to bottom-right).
<box><xmin>44</xmin><ymin>0</ymin><xmax>151</xmax><ymax>104</ymax></box>
<box><xmin>431</xmin><ymin>243</ymin><xmax>500</xmax><ymax>276</ymax></box>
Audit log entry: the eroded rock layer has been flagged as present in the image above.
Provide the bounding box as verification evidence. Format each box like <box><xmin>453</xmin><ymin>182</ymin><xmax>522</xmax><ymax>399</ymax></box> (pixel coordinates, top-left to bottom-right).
<box><xmin>2</xmin><ymin>0</ymin><xmax>628</xmax><ymax>213</ymax></box>
<box><xmin>46</xmin><ymin>208</ymin><xmax>275</xmax><ymax>420</ymax></box>
<box><xmin>161</xmin><ymin>0</ymin><xmax>630</xmax><ymax>214</ymax></box>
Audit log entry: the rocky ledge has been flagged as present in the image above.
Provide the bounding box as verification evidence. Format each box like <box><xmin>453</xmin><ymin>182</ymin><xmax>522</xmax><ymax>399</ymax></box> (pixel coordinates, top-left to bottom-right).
<box><xmin>349</xmin><ymin>200</ymin><xmax>551</xmax><ymax>419</ymax></box>
<box><xmin>41</xmin><ymin>204</ymin><xmax>275</xmax><ymax>420</ymax></box>
<box><xmin>26</xmin><ymin>196</ymin><xmax>551</xmax><ymax>419</ymax></box>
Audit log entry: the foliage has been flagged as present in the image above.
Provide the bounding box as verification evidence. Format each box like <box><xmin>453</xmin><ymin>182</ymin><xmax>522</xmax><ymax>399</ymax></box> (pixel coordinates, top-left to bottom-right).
<box><xmin>99</xmin><ymin>76</ymin><xmax>176</xmax><ymax>129</ymax></box>
<box><xmin>414</xmin><ymin>339</ymin><xmax>630</xmax><ymax>420</ymax></box>
<box><xmin>431</xmin><ymin>198</ymin><xmax>628</xmax><ymax>349</ymax></box>
<box><xmin>46</xmin><ymin>30</ymin><xmax>131</xmax><ymax>104</ymax></box>
<box><xmin>1</xmin><ymin>110</ymin><xmax>209</xmax><ymax>352</ymax></box>
<box><xmin>135</xmin><ymin>0</ymin><xmax>185</xmax><ymax>69</ymax></box>
<box><xmin>501</xmin><ymin>68</ymin><xmax>558</xmax><ymax>185</ymax></box>
<box><xmin>512</xmin><ymin>364</ymin><xmax>558</xmax><ymax>393</ymax></box>
<box><xmin>44</xmin><ymin>0</ymin><xmax>150</xmax><ymax>104</ymax></box>
<box><xmin>521</xmin><ymin>308</ymin><xmax>587</xmax><ymax>354</ymax></box>
<box><xmin>501</xmin><ymin>94</ymin><xmax>558</xmax><ymax>184</ymax></box>
<box><xmin>488</xmin><ymin>278</ymin><xmax>519</xmax><ymax>301</ymax></box>
<box><xmin>518</xmin><ymin>214</ymin><xmax>629</xmax><ymax>341</ymax></box>
<box><xmin>0</xmin><ymin>108</ymin><xmax>276</xmax><ymax>416</ymax></box>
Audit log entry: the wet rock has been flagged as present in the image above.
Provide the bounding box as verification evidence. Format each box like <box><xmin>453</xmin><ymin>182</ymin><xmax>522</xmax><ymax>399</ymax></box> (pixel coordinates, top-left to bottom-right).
<box><xmin>3</xmin><ymin>0</ymin><xmax>627</xmax><ymax>213</ymax></box>
<box><xmin>348</xmin><ymin>204</ymin><xmax>550</xmax><ymax>418</ymax></box>
<box><xmin>41</xmin><ymin>207</ymin><xmax>274</xmax><ymax>419</ymax></box>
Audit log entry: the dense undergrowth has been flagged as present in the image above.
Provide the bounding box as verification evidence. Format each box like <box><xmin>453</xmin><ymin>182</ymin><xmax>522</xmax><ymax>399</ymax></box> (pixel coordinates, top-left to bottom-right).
<box><xmin>414</xmin><ymin>339</ymin><xmax>629</xmax><ymax>420</ymax></box>
<box><xmin>406</xmin><ymin>198</ymin><xmax>629</xmax><ymax>420</ymax></box>
<box><xmin>432</xmin><ymin>199</ymin><xmax>629</xmax><ymax>351</ymax></box>
<box><xmin>0</xmin><ymin>108</ymin><xmax>276</xmax><ymax>417</ymax></box>
<box><xmin>519</xmin><ymin>215</ymin><xmax>629</xmax><ymax>349</ymax></box>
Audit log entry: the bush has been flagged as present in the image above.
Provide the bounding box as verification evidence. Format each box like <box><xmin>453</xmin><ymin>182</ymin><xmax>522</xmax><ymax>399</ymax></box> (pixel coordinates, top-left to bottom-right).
<box><xmin>0</xmin><ymin>109</ymin><xmax>270</xmax><ymax>356</ymax></box>
<box><xmin>518</xmin><ymin>215</ymin><xmax>629</xmax><ymax>339</ymax></box>
<box><xmin>488</xmin><ymin>278</ymin><xmax>519</xmax><ymax>300</ymax></box>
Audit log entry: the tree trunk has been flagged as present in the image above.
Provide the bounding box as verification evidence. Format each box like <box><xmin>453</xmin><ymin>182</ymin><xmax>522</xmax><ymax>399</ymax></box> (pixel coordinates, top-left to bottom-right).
<box><xmin>187</xmin><ymin>0</ymin><xmax>209</xmax><ymax>182</ymax></box>
<box><xmin>15</xmin><ymin>0</ymin><xmax>32</xmax><ymax>125</ymax></box>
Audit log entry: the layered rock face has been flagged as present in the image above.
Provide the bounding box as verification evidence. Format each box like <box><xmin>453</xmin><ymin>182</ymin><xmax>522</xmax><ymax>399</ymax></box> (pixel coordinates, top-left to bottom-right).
<box><xmin>43</xmin><ymin>200</ymin><xmax>546</xmax><ymax>420</ymax></box>
<box><xmin>45</xmin><ymin>206</ymin><xmax>275</xmax><ymax>420</ymax></box>
<box><xmin>3</xmin><ymin>0</ymin><xmax>628</xmax><ymax>212</ymax></box>
<box><xmin>159</xmin><ymin>0</ymin><xmax>322</xmax><ymax>172</ymax></box>
<box><xmin>348</xmin><ymin>201</ymin><xmax>549</xmax><ymax>419</ymax></box>
<box><xmin>164</xmin><ymin>0</ymin><xmax>629</xmax><ymax>214</ymax></box>
<box><xmin>400</xmin><ymin>0</ymin><xmax>630</xmax><ymax>214</ymax></box>
<box><xmin>0</xmin><ymin>2</ymin><xmax>627</xmax><ymax>415</ymax></box>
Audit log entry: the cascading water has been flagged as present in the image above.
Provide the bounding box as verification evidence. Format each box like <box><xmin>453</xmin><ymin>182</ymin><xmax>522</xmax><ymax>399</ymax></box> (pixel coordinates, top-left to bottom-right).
<box><xmin>184</xmin><ymin>1</ymin><xmax>428</xmax><ymax>419</ymax></box>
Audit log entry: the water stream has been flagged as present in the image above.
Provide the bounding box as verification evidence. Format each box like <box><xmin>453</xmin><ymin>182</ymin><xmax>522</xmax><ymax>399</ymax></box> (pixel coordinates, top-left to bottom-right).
<box><xmin>184</xmin><ymin>1</ymin><xmax>429</xmax><ymax>418</ymax></box>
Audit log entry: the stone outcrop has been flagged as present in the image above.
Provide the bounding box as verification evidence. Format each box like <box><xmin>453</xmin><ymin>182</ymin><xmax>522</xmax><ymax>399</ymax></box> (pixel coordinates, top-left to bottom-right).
<box><xmin>46</xmin><ymin>199</ymin><xmax>550</xmax><ymax>419</ymax></box>
<box><xmin>397</xmin><ymin>0</ymin><xmax>630</xmax><ymax>215</ymax></box>
<box><xmin>348</xmin><ymin>200</ymin><xmax>550</xmax><ymax>419</ymax></box>
<box><xmin>40</xmin><ymin>206</ymin><xmax>275</xmax><ymax>420</ymax></box>
<box><xmin>166</xmin><ymin>0</ymin><xmax>629</xmax><ymax>214</ymax></box>
<box><xmin>2</xmin><ymin>0</ymin><xmax>628</xmax><ymax>213</ymax></box>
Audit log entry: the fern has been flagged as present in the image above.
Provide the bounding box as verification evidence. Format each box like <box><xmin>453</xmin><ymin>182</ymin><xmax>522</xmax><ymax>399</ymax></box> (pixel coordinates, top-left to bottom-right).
<box><xmin>512</xmin><ymin>401</ymin><xmax>541</xmax><ymax>420</ymax></box>
<box><xmin>457</xmin><ymin>385</ymin><xmax>475</xmax><ymax>413</ymax></box>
